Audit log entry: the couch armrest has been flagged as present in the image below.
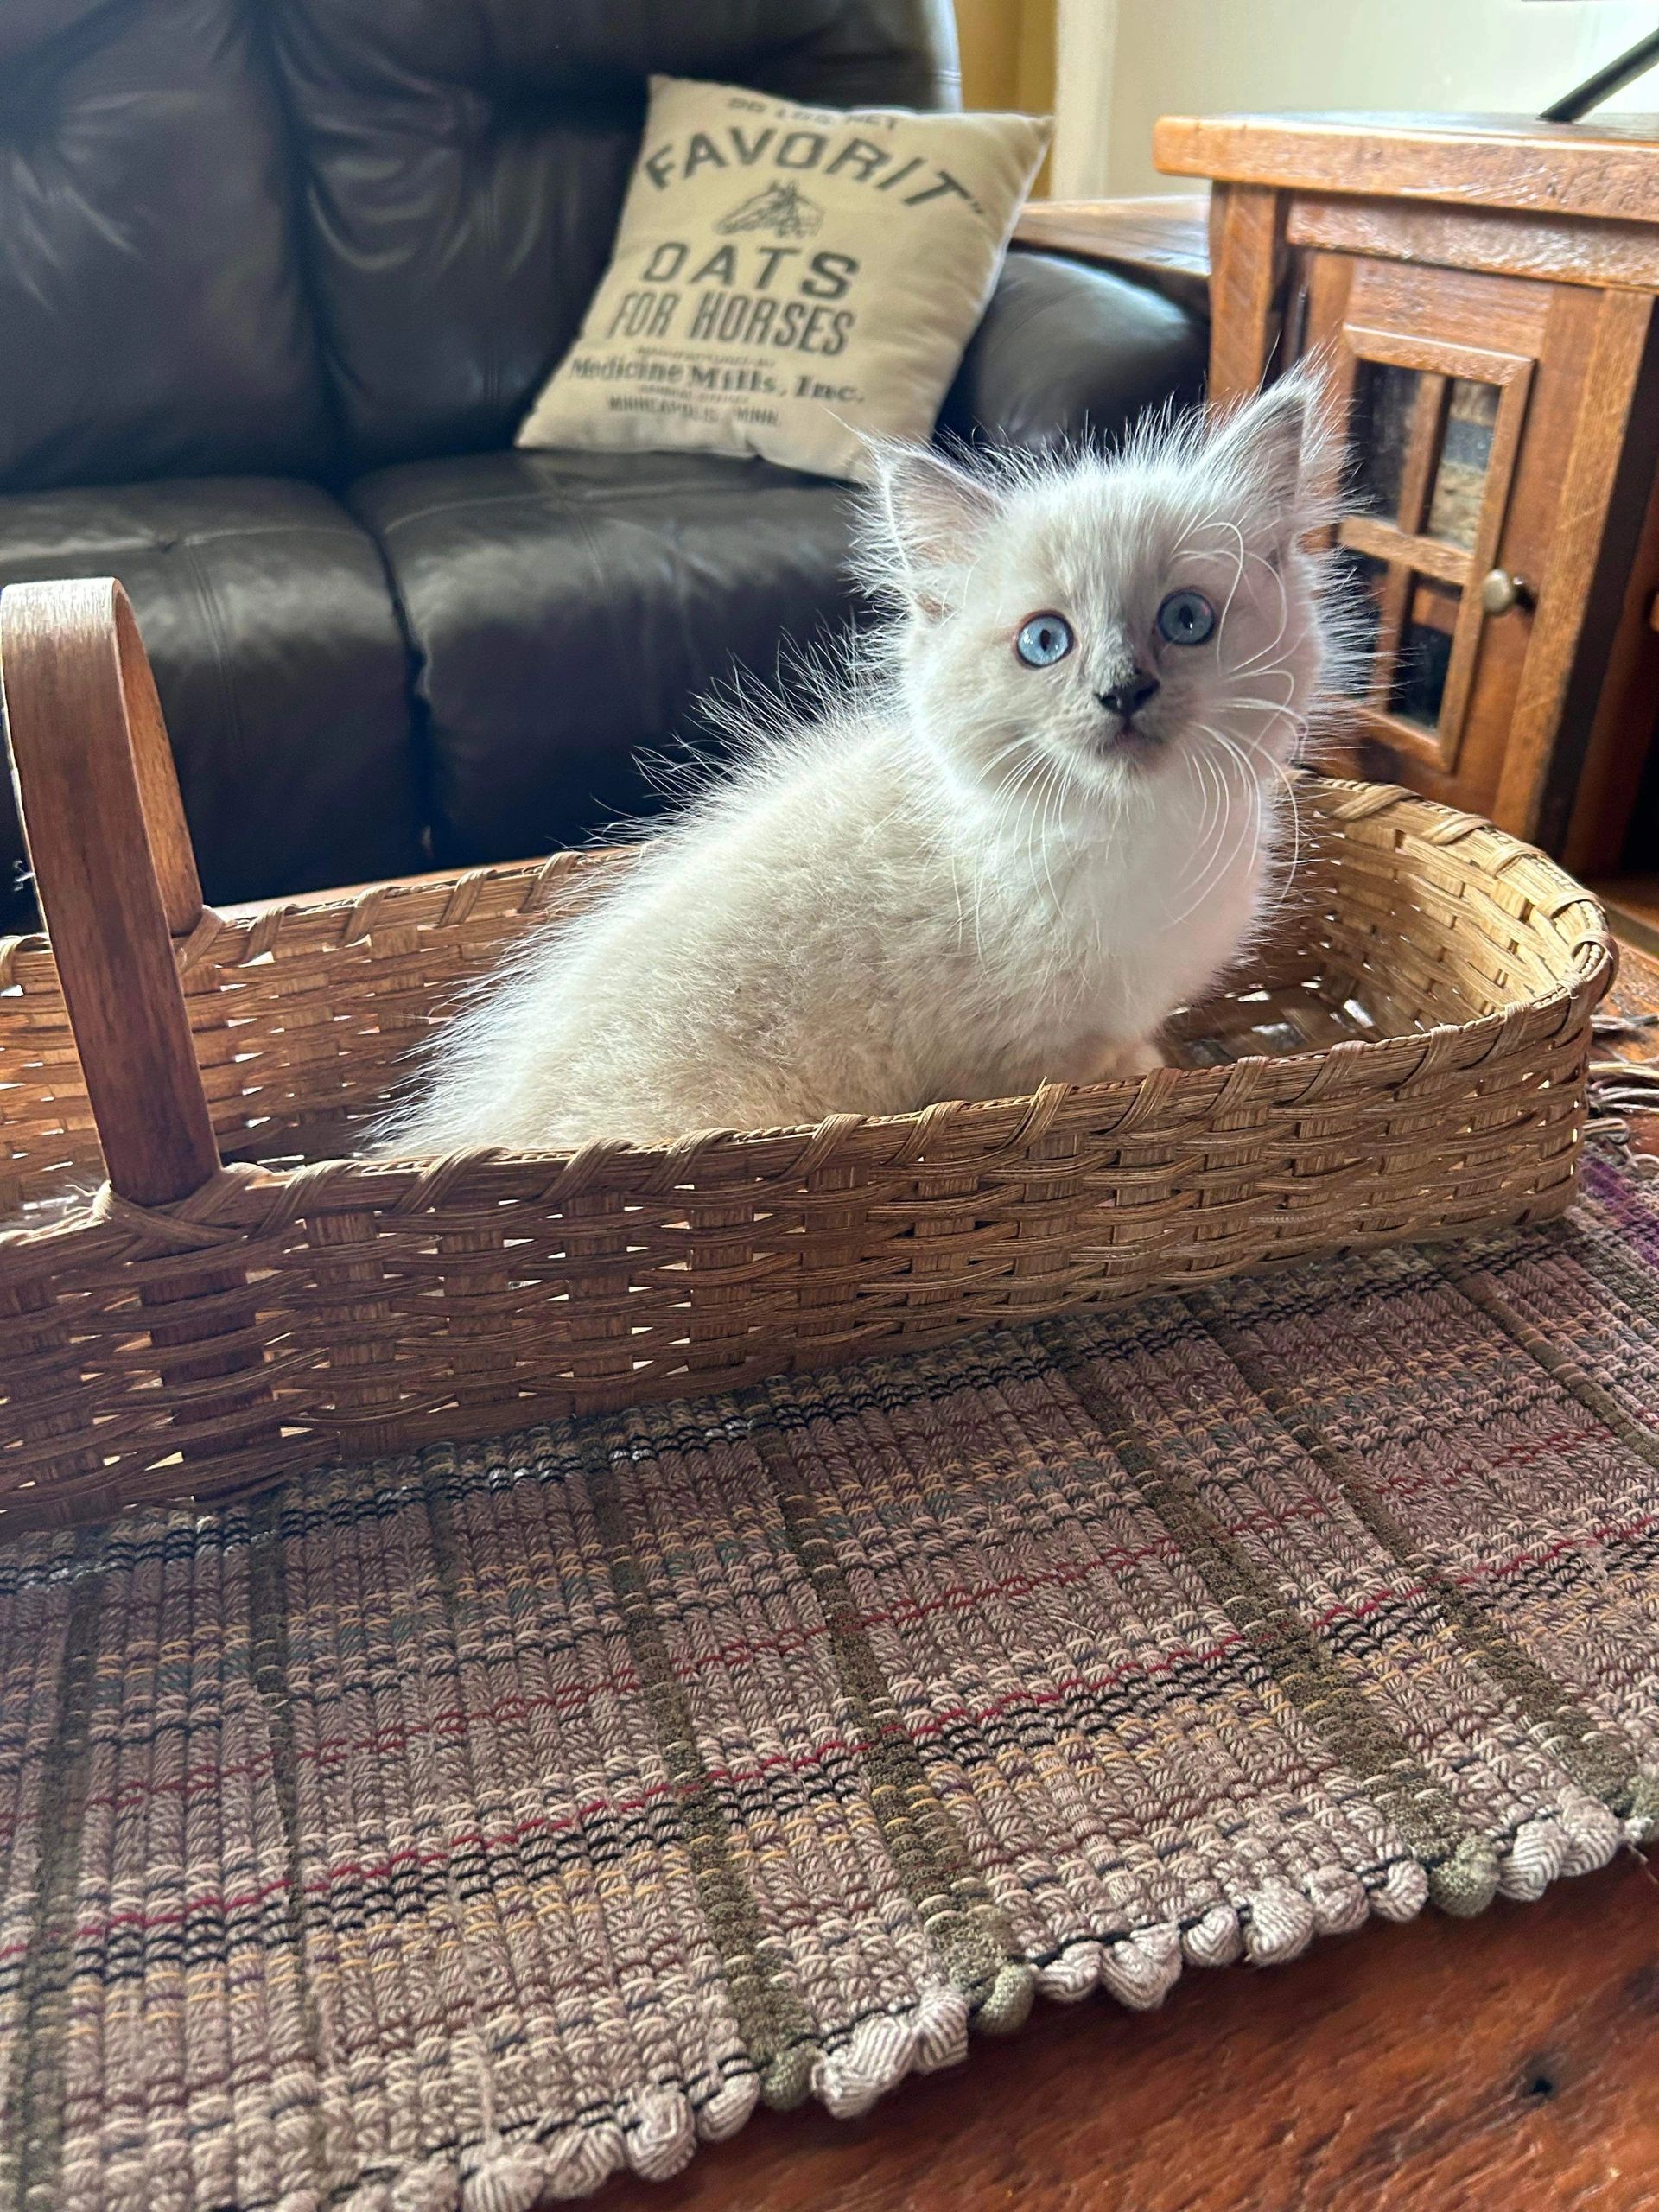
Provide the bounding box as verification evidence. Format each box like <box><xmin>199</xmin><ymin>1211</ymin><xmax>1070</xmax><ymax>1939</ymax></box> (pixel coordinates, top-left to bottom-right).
<box><xmin>938</xmin><ymin>247</ymin><xmax>1208</xmax><ymax>454</ymax></box>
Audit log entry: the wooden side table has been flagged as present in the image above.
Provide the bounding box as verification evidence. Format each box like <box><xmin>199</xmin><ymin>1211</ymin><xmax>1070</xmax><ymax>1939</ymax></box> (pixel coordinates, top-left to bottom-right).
<box><xmin>1031</xmin><ymin>118</ymin><xmax>1659</xmax><ymax>874</ymax></box>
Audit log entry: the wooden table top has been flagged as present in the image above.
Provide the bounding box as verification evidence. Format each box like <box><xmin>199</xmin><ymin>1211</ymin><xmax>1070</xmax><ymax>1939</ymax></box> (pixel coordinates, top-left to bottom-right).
<box><xmin>601</xmin><ymin>945</ymin><xmax>1659</xmax><ymax>2212</ymax></box>
<box><xmin>607</xmin><ymin>1853</ymin><xmax>1658</xmax><ymax>2212</ymax></box>
<box><xmin>1151</xmin><ymin>111</ymin><xmax>1659</xmax><ymax>226</ymax></box>
<box><xmin>1015</xmin><ymin>196</ymin><xmax>1211</xmax><ymax>318</ymax></box>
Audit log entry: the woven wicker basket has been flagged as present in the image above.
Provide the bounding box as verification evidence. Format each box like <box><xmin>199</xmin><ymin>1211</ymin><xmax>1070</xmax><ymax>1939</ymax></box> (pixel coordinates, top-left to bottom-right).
<box><xmin>0</xmin><ymin>579</ymin><xmax>1615</xmax><ymax>1534</ymax></box>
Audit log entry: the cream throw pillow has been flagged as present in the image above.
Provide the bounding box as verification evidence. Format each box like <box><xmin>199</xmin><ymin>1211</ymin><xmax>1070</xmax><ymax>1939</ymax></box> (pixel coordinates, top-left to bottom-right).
<box><xmin>518</xmin><ymin>76</ymin><xmax>1049</xmax><ymax>484</ymax></box>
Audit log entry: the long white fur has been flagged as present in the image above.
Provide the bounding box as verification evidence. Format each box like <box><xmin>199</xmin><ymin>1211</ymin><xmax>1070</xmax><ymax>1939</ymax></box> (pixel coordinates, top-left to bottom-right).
<box><xmin>378</xmin><ymin>370</ymin><xmax>1348</xmax><ymax>1155</ymax></box>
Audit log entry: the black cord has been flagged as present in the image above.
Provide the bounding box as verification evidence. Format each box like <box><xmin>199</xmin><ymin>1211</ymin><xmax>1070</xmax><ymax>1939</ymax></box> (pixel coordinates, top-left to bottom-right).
<box><xmin>1541</xmin><ymin>24</ymin><xmax>1659</xmax><ymax>124</ymax></box>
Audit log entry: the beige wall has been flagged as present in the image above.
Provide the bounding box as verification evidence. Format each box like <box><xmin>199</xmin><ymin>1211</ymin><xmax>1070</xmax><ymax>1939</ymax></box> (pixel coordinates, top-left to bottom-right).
<box><xmin>1054</xmin><ymin>0</ymin><xmax>1659</xmax><ymax>200</ymax></box>
<box><xmin>957</xmin><ymin>0</ymin><xmax>1056</xmax><ymax>111</ymax></box>
<box><xmin>956</xmin><ymin>0</ymin><xmax>1058</xmax><ymax>189</ymax></box>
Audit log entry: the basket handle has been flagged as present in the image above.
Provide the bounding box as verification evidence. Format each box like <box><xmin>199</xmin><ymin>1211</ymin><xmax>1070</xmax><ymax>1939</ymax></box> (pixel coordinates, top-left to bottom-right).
<box><xmin>1</xmin><ymin>578</ymin><xmax>221</xmax><ymax>1205</ymax></box>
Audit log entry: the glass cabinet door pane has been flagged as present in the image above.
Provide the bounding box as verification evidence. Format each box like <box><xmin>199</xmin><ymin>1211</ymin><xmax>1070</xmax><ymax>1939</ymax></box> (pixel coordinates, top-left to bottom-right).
<box><xmin>1388</xmin><ymin>579</ymin><xmax>1459</xmax><ymax>730</ymax></box>
<box><xmin>1425</xmin><ymin>378</ymin><xmax>1498</xmax><ymax>550</ymax></box>
<box><xmin>1352</xmin><ymin>362</ymin><xmax>1420</xmax><ymax>523</ymax></box>
<box><xmin>1332</xmin><ymin>547</ymin><xmax>1383</xmax><ymax>690</ymax></box>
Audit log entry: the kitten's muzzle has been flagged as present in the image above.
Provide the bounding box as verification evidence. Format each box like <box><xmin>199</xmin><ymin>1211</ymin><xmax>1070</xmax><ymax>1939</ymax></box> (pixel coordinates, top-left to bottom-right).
<box><xmin>1095</xmin><ymin>670</ymin><xmax>1161</xmax><ymax>734</ymax></box>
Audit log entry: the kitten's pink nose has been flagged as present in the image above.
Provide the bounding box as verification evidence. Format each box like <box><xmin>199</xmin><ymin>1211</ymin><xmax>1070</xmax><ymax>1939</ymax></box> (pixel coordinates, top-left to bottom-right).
<box><xmin>1096</xmin><ymin>671</ymin><xmax>1160</xmax><ymax>721</ymax></box>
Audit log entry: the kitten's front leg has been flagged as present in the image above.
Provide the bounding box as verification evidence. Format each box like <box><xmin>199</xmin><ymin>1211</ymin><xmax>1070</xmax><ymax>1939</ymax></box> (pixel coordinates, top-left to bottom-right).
<box><xmin>1096</xmin><ymin>1035</ymin><xmax>1167</xmax><ymax>1082</ymax></box>
<box><xmin>1050</xmin><ymin>1033</ymin><xmax>1168</xmax><ymax>1086</ymax></box>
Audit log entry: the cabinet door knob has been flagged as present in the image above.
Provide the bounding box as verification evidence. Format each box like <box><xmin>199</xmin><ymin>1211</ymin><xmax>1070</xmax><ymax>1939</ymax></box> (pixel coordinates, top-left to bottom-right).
<box><xmin>1480</xmin><ymin>568</ymin><xmax>1533</xmax><ymax>616</ymax></box>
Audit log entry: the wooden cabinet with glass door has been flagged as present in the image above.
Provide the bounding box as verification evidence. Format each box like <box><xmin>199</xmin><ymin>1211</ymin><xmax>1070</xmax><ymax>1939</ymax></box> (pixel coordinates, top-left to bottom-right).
<box><xmin>1152</xmin><ymin>114</ymin><xmax>1659</xmax><ymax>875</ymax></box>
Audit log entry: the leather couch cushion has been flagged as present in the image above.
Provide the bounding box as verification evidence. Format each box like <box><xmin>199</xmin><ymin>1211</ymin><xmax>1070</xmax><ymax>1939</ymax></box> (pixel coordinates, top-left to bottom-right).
<box><xmin>0</xmin><ymin>0</ymin><xmax>332</xmax><ymax>492</ymax></box>
<box><xmin>350</xmin><ymin>448</ymin><xmax>860</xmax><ymax>862</ymax></box>
<box><xmin>353</xmin><ymin>249</ymin><xmax>1207</xmax><ymax>873</ymax></box>
<box><xmin>941</xmin><ymin>247</ymin><xmax>1208</xmax><ymax>450</ymax></box>
<box><xmin>0</xmin><ymin>480</ymin><xmax>421</xmax><ymax>920</ymax></box>
<box><xmin>270</xmin><ymin>0</ymin><xmax>960</xmax><ymax>470</ymax></box>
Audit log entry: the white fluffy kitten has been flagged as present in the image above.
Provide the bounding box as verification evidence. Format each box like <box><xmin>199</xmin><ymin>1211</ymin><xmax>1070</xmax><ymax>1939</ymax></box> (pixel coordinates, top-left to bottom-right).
<box><xmin>380</xmin><ymin>372</ymin><xmax>1340</xmax><ymax>1156</ymax></box>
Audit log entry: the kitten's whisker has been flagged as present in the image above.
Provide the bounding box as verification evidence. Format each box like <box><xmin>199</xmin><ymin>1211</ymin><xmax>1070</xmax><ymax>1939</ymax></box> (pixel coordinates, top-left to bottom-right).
<box><xmin>1032</xmin><ymin>760</ymin><xmax>1067</xmax><ymax>917</ymax></box>
<box><xmin>1164</xmin><ymin>747</ymin><xmax>1224</xmax><ymax>910</ymax></box>
<box><xmin>1245</xmin><ymin>690</ymin><xmax>1313</xmax><ymax>752</ymax></box>
<box><xmin>1207</xmin><ymin>519</ymin><xmax>1249</xmax><ymax>653</ymax></box>
<box><xmin>1220</xmin><ymin>667</ymin><xmax>1308</xmax><ymax>762</ymax></box>
<box><xmin>1256</xmin><ymin>762</ymin><xmax>1306</xmax><ymax>925</ymax></box>
<box><xmin>1162</xmin><ymin>743</ymin><xmax>1249</xmax><ymax>926</ymax></box>
<box><xmin>1190</xmin><ymin>754</ymin><xmax>1237</xmax><ymax>916</ymax></box>
<box><xmin>995</xmin><ymin>750</ymin><xmax>1052</xmax><ymax>836</ymax></box>
<box><xmin>1232</xmin><ymin>698</ymin><xmax>1305</xmax><ymax>746</ymax></box>
<box><xmin>1233</xmin><ymin>670</ymin><xmax>1297</xmax><ymax>702</ymax></box>
<box><xmin>1226</xmin><ymin>561</ymin><xmax>1291</xmax><ymax>677</ymax></box>
<box><xmin>1026</xmin><ymin>765</ymin><xmax>1065</xmax><ymax>911</ymax></box>
<box><xmin>971</xmin><ymin>750</ymin><xmax>1043</xmax><ymax>952</ymax></box>
<box><xmin>1197</xmin><ymin>724</ymin><xmax>1271</xmax><ymax>791</ymax></box>
<box><xmin>988</xmin><ymin>753</ymin><xmax>1057</xmax><ymax>910</ymax></box>
<box><xmin>948</xmin><ymin>844</ymin><xmax>967</xmax><ymax>954</ymax></box>
<box><xmin>973</xmin><ymin>748</ymin><xmax>1053</xmax><ymax>952</ymax></box>
<box><xmin>1230</xmin><ymin>652</ymin><xmax>1298</xmax><ymax>698</ymax></box>
<box><xmin>1185</xmin><ymin>747</ymin><xmax>1222</xmax><ymax>859</ymax></box>
<box><xmin>1161</xmin><ymin>791</ymin><xmax>1257</xmax><ymax>931</ymax></box>
<box><xmin>1240</xmin><ymin>747</ymin><xmax>1306</xmax><ymax>925</ymax></box>
<box><xmin>1168</xmin><ymin>504</ymin><xmax>1236</xmax><ymax>563</ymax></box>
<box><xmin>1171</xmin><ymin>522</ymin><xmax>1249</xmax><ymax>649</ymax></box>
<box><xmin>979</xmin><ymin>734</ymin><xmax>1039</xmax><ymax>778</ymax></box>
<box><xmin>1239</xmin><ymin>749</ymin><xmax>1267</xmax><ymax>889</ymax></box>
<box><xmin>1217</xmin><ymin>729</ymin><xmax>1301</xmax><ymax>918</ymax></box>
<box><xmin>1164</xmin><ymin>725</ymin><xmax>1272</xmax><ymax>928</ymax></box>
<box><xmin>1195</xmin><ymin>747</ymin><xmax>1228</xmax><ymax>860</ymax></box>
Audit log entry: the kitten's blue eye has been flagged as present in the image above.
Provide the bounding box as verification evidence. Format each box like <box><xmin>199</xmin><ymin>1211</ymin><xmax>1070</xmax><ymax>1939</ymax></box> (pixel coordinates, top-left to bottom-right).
<box><xmin>1156</xmin><ymin>589</ymin><xmax>1217</xmax><ymax>645</ymax></box>
<box><xmin>1014</xmin><ymin>612</ymin><xmax>1074</xmax><ymax>667</ymax></box>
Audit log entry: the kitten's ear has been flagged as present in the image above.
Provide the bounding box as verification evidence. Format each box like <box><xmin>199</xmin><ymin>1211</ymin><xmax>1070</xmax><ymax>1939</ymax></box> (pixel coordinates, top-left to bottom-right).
<box><xmin>1206</xmin><ymin>378</ymin><xmax>1308</xmax><ymax>516</ymax></box>
<box><xmin>856</xmin><ymin>440</ymin><xmax>1002</xmax><ymax>619</ymax></box>
<box><xmin>1205</xmin><ymin>368</ymin><xmax>1332</xmax><ymax>547</ymax></box>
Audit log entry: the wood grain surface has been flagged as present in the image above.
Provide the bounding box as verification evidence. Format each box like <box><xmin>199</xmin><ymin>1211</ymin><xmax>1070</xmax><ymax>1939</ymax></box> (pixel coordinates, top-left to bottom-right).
<box><xmin>1492</xmin><ymin>288</ymin><xmax>1658</xmax><ymax>845</ymax></box>
<box><xmin>0</xmin><ymin>577</ymin><xmax>219</xmax><ymax>1205</ymax></box>
<box><xmin>1287</xmin><ymin>195</ymin><xmax>1659</xmax><ymax>296</ymax></box>
<box><xmin>1154</xmin><ymin>112</ymin><xmax>1659</xmax><ymax>227</ymax></box>
<box><xmin>1014</xmin><ymin>197</ymin><xmax>1212</xmax><ymax>315</ymax></box>
<box><xmin>1205</xmin><ymin>181</ymin><xmax>1287</xmax><ymax>403</ymax></box>
<box><xmin>601</xmin><ymin>1840</ymin><xmax>1659</xmax><ymax>2212</ymax></box>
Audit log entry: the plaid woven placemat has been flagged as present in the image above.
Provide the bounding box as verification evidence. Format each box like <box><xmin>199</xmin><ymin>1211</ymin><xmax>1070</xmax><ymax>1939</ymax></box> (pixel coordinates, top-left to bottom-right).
<box><xmin>4</xmin><ymin>1141</ymin><xmax>1659</xmax><ymax>2211</ymax></box>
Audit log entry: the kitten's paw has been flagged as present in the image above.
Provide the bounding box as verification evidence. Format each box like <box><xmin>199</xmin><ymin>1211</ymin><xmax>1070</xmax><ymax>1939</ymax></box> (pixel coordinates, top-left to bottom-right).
<box><xmin>1096</xmin><ymin>1037</ymin><xmax>1167</xmax><ymax>1082</ymax></box>
<box><xmin>1052</xmin><ymin>1035</ymin><xmax>1168</xmax><ymax>1086</ymax></box>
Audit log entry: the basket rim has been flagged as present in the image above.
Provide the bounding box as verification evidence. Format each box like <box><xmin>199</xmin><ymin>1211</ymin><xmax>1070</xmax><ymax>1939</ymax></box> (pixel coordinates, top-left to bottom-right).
<box><xmin>0</xmin><ymin>773</ymin><xmax>1615</xmax><ymax>1264</ymax></box>
<box><xmin>0</xmin><ymin>772</ymin><xmax>1612</xmax><ymax>980</ymax></box>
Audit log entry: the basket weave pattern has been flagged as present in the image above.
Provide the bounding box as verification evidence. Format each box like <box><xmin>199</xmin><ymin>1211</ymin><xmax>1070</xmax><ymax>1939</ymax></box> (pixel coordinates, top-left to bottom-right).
<box><xmin>0</xmin><ymin>586</ymin><xmax>1614</xmax><ymax>1533</ymax></box>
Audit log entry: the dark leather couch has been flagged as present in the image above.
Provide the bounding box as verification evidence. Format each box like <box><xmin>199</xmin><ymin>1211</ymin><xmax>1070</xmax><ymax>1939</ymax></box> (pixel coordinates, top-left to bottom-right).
<box><xmin>0</xmin><ymin>0</ymin><xmax>1206</xmax><ymax>921</ymax></box>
